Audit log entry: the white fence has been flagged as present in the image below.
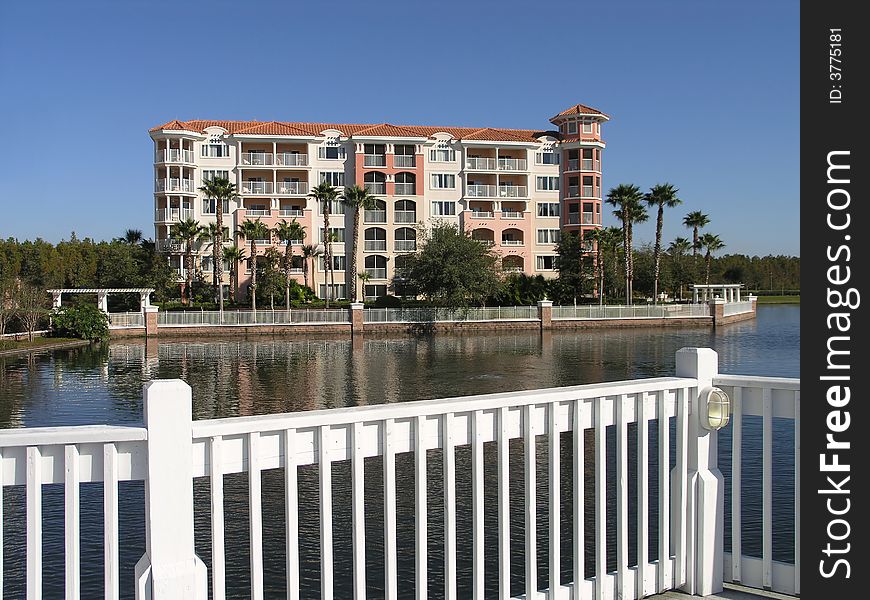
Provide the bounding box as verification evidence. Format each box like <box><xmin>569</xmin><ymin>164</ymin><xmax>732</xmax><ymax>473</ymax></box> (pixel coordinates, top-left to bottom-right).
<box><xmin>156</xmin><ymin>309</ymin><xmax>350</xmax><ymax>326</ymax></box>
<box><xmin>722</xmin><ymin>301</ymin><xmax>754</xmax><ymax>316</ymax></box>
<box><xmin>363</xmin><ymin>306</ymin><xmax>538</xmax><ymax>323</ymax></box>
<box><xmin>108</xmin><ymin>312</ymin><xmax>145</xmax><ymax>328</ymax></box>
<box><xmin>0</xmin><ymin>349</ymin><xmax>800</xmax><ymax>599</ymax></box>
<box><xmin>553</xmin><ymin>304</ymin><xmax>710</xmax><ymax>320</ymax></box>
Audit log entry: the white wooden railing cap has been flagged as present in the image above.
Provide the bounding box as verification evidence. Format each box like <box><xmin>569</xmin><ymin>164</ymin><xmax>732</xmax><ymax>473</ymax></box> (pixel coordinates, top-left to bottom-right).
<box><xmin>350</xmin><ymin>303</ymin><xmax>364</xmax><ymax>309</ymax></box>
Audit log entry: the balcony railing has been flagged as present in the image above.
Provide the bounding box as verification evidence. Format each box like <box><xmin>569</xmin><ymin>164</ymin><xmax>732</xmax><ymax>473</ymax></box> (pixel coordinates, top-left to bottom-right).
<box><xmin>363</xmin><ymin>154</ymin><xmax>387</xmax><ymax>167</ymax></box>
<box><xmin>276</xmin><ymin>181</ymin><xmax>308</xmax><ymax>195</ymax></box>
<box><xmin>500</xmin><ymin>239</ymin><xmax>524</xmax><ymax>246</ymax></box>
<box><xmin>497</xmin><ymin>185</ymin><xmax>527</xmax><ymax>198</ymax></box>
<box><xmin>501</xmin><ymin>210</ymin><xmax>523</xmax><ymax>219</ymax></box>
<box><xmin>364</xmin><ymin>210</ymin><xmax>387</xmax><ymax>223</ymax></box>
<box><xmin>275</xmin><ymin>153</ymin><xmax>308</xmax><ymax>166</ymax></box>
<box><xmin>394</xmin><ymin>183</ymin><xmax>416</xmax><ymax>195</ymax></box>
<box><xmin>394</xmin><ymin>240</ymin><xmax>416</xmax><ymax>252</ymax></box>
<box><xmin>241</xmin><ymin>181</ymin><xmax>273</xmax><ymax>194</ymax></box>
<box><xmin>155</xmin><ymin>208</ymin><xmax>193</xmax><ymax>222</ymax></box>
<box><xmin>156</xmin><ymin>179</ymin><xmax>195</xmax><ymax>193</ymax></box>
<box><xmin>503</xmin><ymin>266</ymin><xmax>524</xmax><ymax>273</ymax></box>
<box><xmin>364</xmin><ymin>240</ymin><xmax>387</xmax><ymax>252</ymax></box>
<box><xmin>243</xmin><ymin>209</ymin><xmax>270</xmax><ymax>217</ymax></box>
<box><xmin>465</xmin><ymin>157</ymin><xmax>497</xmax><ymax>170</ymax></box>
<box><xmin>469</xmin><ymin>210</ymin><xmax>494</xmax><ymax>218</ymax></box>
<box><xmin>253</xmin><ymin>239</ymin><xmax>272</xmax><ymax>246</ymax></box>
<box><xmin>393</xmin><ymin>155</ymin><xmax>415</xmax><ymax>168</ymax></box>
<box><xmin>583</xmin><ymin>212</ymin><xmax>596</xmax><ymax>224</ymax></box>
<box><xmin>279</xmin><ymin>209</ymin><xmax>304</xmax><ymax>217</ymax></box>
<box><xmin>241</xmin><ymin>152</ymin><xmax>274</xmax><ymax>166</ymax></box>
<box><xmin>365</xmin><ymin>268</ymin><xmax>387</xmax><ymax>279</ymax></box>
<box><xmin>394</xmin><ymin>210</ymin><xmax>416</xmax><ymax>223</ymax></box>
<box><xmin>497</xmin><ymin>157</ymin><xmax>527</xmax><ymax>171</ymax></box>
<box><xmin>466</xmin><ymin>184</ymin><xmax>498</xmax><ymax>197</ymax></box>
<box><xmin>583</xmin><ymin>185</ymin><xmax>595</xmax><ymax>197</ymax></box>
<box><xmin>156</xmin><ymin>239</ymin><xmax>185</xmax><ymax>252</ymax></box>
<box><xmin>567</xmin><ymin>159</ymin><xmax>579</xmax><ymax>171</ymax></box>
<box><xmin>473</xmin><ymin>238</ymin><xmax>495</xmax><ymax>246</ymax></box>
<box><xmin>364</xmin><ymin>182</ymin><xmax>386</xmax><ymax>195</ymax></box>
<box><xmin>156</xmin><ymin>149</ymin><xmax>194</xmax><ymax>164</ymax></box>
<box><xmin>568</xmin><ymin>186</ymin><xmax>579</xmax><ymax>198</ymax></box>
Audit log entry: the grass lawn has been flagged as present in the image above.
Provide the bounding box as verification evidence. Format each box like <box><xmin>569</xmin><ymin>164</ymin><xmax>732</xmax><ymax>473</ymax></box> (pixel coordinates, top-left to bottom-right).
<box><xmin>0</xmin><ymin>336</ymin><xmax>85</xmax><ymax>353</ymax></box>
<box><xmin>755</xmin><ymin>295</ymin><xmax>800</xmax><ymax>304</ymax></box>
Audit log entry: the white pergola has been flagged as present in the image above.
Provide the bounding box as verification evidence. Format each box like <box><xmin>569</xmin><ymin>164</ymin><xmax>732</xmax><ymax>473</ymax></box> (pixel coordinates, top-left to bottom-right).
<box><xmin>47</xmin><ymin>288</ymin><xmax>155</xmax><ymax>313</ymax></box>
<box><xmin>691</xmin><ymin>283</ymin><xmax>744</xmax><ymax>303</ymax></box>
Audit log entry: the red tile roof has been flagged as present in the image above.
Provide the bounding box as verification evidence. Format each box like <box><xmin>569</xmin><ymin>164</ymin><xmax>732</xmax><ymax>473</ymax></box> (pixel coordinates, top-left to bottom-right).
<box><xmin>234</xmin><ymin>121</ymin><xmax>311</xmax><ymax>136</ymax></box>
<box><xmin>550</xmin><ymin>103</ymin><xmax>609</xmax><ymax>120</ymax></box>
<box><xmin>353</xmin><ymin>123</ymin><xmax>426</xmax><ymax>138</ymax></box>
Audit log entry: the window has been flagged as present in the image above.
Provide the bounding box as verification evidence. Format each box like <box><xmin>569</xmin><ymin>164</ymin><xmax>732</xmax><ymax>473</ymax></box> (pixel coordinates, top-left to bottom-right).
<box><xmin>430</xmin><ymin>174</ymin><xmax>456</xmax><ymax>189</ymax></box>
<box><xmin>566</xmin><ymin>121</ymin><xmax>577</xmax><ymax>134</ymax></box>
<box><xmin>429</xmin><ymin>147</ymin><xmax>455</xmax><ymax>162</ymax></box>
<box><xmin>582</xmin><ymin>175</ymin><xmax>594</xmax><ymax>186</ymax></box>
<box><xmin>202</xmin><ymin>143</ymin><xmax>229</xmax><ymax>158</ymax></box>
<box><xmin>318</xmin><ymin>145</ymin><xmax>346</xmax><ymax>160</ymax></box>
<box><xmin>535</xmin><ymin>151</ymin><xmax>559</xmax><ymax>165</ymax></box>
<box><xmin>201</xmin><ymin>256</ymin><xmax>213</xmax><ymax>272</ymax></box>
<box><xmin>537</xmin><ymin>203</ymin><xmax>560</xmax><ymax>217</ymax></box>
<box><xmin>582</xmin><ymin>149</ymin><xmax>593</xmax><ymax>160</ymax></box>
<box><xmin>582</xmin><ymin>122</ymin><xmax>593</xmax><ymax>134</ymax></box>
<box><xmin>202</xmin><ymin>170</ymin><xmax>229</xmax><ymax>183</ymax></box>
<box><xmin>320</xmin><ymin>199</ymin><xmax>346</xmax><ymax>214</ymax></box>
<box><xmin>364</xmin><ymin>227</ymin><xmax>387</xmax><ymax>251</ymax></box>
<box><xmin>320</xmin><ymin>171</ymin><xmax>345</xmax><ymax>186</ymax></box>
<box><xmin>319</xmin><ymin>255</ymin><xmax>347</xmax><ymax>271</ymax></box>
<box><xmin>364</xmin><ymin>284</ymin><xmax>388</xmax><ymax>300</ymax></box>
<box><xmin>321</xmin><ymin>227</ymin><xmax>345</xmax><ymax>243</ymax></box>
<box><xmin>319</xmin><ymin>283</ymin><xmax>347</xmax><ymax>299</ymax></box>
<box><xmin>202</xmin><ymin>199</ymin><xmax>230</xmax><ymax>214</ymax></box>
<box><xmin>364</xmin><ymin>255</ymin><xmax>388</xmax><ymax>279</ymax></box>
<box><xmin>431</xmin><ymin>201</ymin><xmax>456</xmax><ymax>216</ymax></box>
<box><xmin>536</xmin><ymin>255</ymin><xmax>557</xmax><ymax>270</ymax></box>
<box><xmin>536</xmin><ymin>229</ymin><xmax>561</xmax><ymax>244</ymax></box>
<box><xmin>536</xmin><ymin>176</ymin><xmax>560</xmax><ymax>191</ymax></box>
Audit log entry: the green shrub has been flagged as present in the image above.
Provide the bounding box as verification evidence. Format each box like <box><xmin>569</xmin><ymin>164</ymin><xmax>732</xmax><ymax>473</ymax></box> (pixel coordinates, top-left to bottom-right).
<box><xmin>373</xmin><ymin>294</ymin><xmax>403</xmax><ymax>308</ymax></box>
<box><xmin>52</xmin><ymin>304</ymin><xmax>110</xmax><ymax>342</ymax></box>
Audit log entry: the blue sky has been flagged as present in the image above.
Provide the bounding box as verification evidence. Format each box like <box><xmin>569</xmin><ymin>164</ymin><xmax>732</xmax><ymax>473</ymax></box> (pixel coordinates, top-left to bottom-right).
<box><xmin>0</xmin><ymin>0</ymin><xmax>799</xmax><ymax>256</ymax></box>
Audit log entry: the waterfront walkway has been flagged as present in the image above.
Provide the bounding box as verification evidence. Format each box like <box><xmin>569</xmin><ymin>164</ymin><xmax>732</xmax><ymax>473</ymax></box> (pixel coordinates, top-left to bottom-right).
<box><xmin>656</xmin><ymin>583</ymin><xmax>796</xmax><ymax>599</ymax></box>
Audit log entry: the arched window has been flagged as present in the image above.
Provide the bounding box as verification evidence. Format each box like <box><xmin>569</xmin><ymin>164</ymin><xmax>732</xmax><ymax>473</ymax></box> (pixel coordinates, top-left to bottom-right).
<box><xmin>394</xmin><ymin>227</ymin><xmax>416</xmax><ymax>252</ymax></box>
<box><xmin>365</xmin><ymin>199</ymin><xmax>387</xmax><ymax>223</ymax></box>
<box><xmin>364</xmin><ymin>227</ymin><xmax>387</xmax><ymax>251</ymax></box>
<box><xmin>364</xmin><ymin>171</ymin><xmax>386</xmax><ymax>195</ymax></box>
<box><xmin>394</xmin><ymin>172</ymin><xmax>416</xmax><ymax>195</ymax></box>
<box><xmin>501</xmin><ymin>228</ymin><xmax>524</xmax><ymax>246</ymax></box>
<box><xmin>502</xmin><ymin>255</ymin><xmax>524</xmax><ymax>273</ymax></box>
<box><xmin>364</xmin><ymin>255</ymin><xmax>388</xmax><ymax>279</ymax></box>
<box><xmin>394</xmin><ymin>199</ymin><xmax>416</xmax><ymax>223</ymax></box>
<box><xmin>471</xmin><ymin>228</ymin><xmax>495</xmax><ymax>245</ymax></box>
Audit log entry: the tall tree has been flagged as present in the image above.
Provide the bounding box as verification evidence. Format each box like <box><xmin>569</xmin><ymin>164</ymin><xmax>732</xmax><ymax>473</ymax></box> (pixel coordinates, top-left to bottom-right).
<box><xmin>308</xmin><ymin>182</ymin><xmax>340</xmax><ymax>306</ymax></box>
<box><xmin>222</xmin><ymin>245</ymin><xmax>245</xmax><ymax>303</ymax></box>
<box><xmin>644</xmin><ymin>183</ymin><xmax>682</xmax><ymax>303</ymax></box>
<box><xmin>554</xmin><ymin>231</ymin><xmax>593</xmax><ymax>303</ymax></box>
<box><xmin>124</xmin><ymin>229</ymin><xmax>143</xmax><ymax>245</ymax></box>
<box><xmin>236</xmin><ymin>219</ymin><xmax>272</xmax><ymax>314</ymax></box>
<box><xmin>199</xmin><ymin>177</ymin><xmax>238</xmax><ymax>312</ymax></box>
<box><xmin>683</xmin><ymin>210</ymin><xmax>710</xmax><ymax>258</ymax></box>
<box><xmin>699</xmin><ymin>233</ymin><xmax>725</xmax><ymax>285</ymax></box>
<box><xmin>668</xmin><ymin>237</ymin><xmax>693</xmax><ymax>300</ymax></box>
<box><xmin>301</xmin><ymin>244</ymin><xmax>320</xmax><ymax>292</ymax></box>
<box><xmin>606</xmin><ymin>184</ymin><xmax>647</xmax><ymax>304</ymax></box>
<box><xmin>274</xmin><ymin>219</ymin><xmax>307</xmax><ymax>310</ymax></box>
<box><xmin>170</xmin><ymin>218</ymin><xmax>204</xmax><ymax>305</ymax></box>
<box><xmin>341</xmin><ymin>184</ymin><xmax>379</xmax><ymax>301</ymax></box>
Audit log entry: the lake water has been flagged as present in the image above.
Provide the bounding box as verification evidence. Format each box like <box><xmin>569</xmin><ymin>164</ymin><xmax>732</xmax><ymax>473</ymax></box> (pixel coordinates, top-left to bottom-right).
<box><xmin>0</xmin><ymin>305</ymin><xmax>799</xmax><ymax>598</ymax></box>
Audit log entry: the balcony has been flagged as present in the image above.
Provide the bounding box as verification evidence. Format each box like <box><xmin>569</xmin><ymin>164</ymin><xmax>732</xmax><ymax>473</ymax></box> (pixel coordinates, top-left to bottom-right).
<box><xmin>394</xmin><ymin>240</ymin><xmax>416</xmax><ymax>252</ymax></box>
<box><xmin>503</xmin><ymin>266</ymin><xmax>523</xmax><ymax>273</ymax></box>
<box><xmin>275</xmin><ymin>153</ymin><xmax>308</xmax><ymax>167</ymax></box>
<box><xmin>243</xmin><ymin>209</ymin><xmax>270</xmax><ymax>217</ymax></box>
<box><xmin>497</xmin><ymin>158</ymin><xmax>527</xmax><ymax>171</ymax></box>
<box><xmin>363</xmin><ymin>154</ymin><xmax>387</xmax><ymax>167</ymax></box>
<box><xmin>500</xmin><ymin>239</ymin><xmax>524</xmax><ymax>246</ymax></box>
<box><xmin>393</xmin><ymin>155</ymin><xmax>416</xmax><ymax>168</ymax></box>
<box><xmin>241</xmin><ymin>152</ymin><xmax>274</xmax><ymax>166</ymax></box>
<box><xmin>582</xmin><ymin>186</ymin><xmax>595</xmax><ymax>197</ymax></box>
<box><xmin>568</xmin><ymin>186</ymin><xmax>579</xmax><ymax>198</ymax></box>
<box><xmin>156</xmin><ymin>149</ymin><xmax>194</xmax><ymax>164</ymax></box>
<box><xmin>155</xmin><ymin>208</ymin><xmax>193</xmax><ymax>222</ymax></box>
<box><xmin>279</xmin><ymin>209</ymin><xmax>304</xmax><ymax>217</ymax></box>
<box><xmin>394</xmin><ymin>210</ymin><xmax>416</xmax><ymax>223</ymax></box>
<box><xmin>394</xmin><ymin>183</ymin><xmax>416</xmax><ymax>195</ymax></box>
<box><xmin>364</xmin><ymin>240</ymin><xmax>387</xmax><ymax>252</ymax></box>
<box><xmin>156</xmin><ymin>179</ymin><xmax>195</xmax><ymax>193</ymax></box>
<box><xmin>365</xmin><ymin>268</ymin><xmax>387</xmax><ymax>279</ymax></box>
<box><xmin>364</xmin><ymin>182</ymin><xmax>386</xmax><ymax>195</ymax></box>
<box><xmin>469</xmin><ymin>210</ymin><xmax>494</xmax><ymax>218</ymax></box>
<box><xmin>465</xmin><ymin>157</ymin><xmax>497</xmax><ymax>170</ymax></box>
<box><xmin>241</xmin><ymin>181</ymin><xmax>273</xmax><ymax>195</ymax></box>
<box><xmin>364</xmin><ymin>210</ymin><xmax>387</xmax><ymax>223</ymax></box>
<box><xmin>466</xmin><ymin>184</ymin><xmax>497</xmax><ymax>198</ymax></box>
<box><xmin>253</xmin><ymin>239</ymin><xmax>272</xmax><ymax>246</ymax></box>
<box><xmin>567</xmin><ymin>159</ymin><xmax>579</xmax><ymax>171</ymax></box>
<box><xmin>583</xmin><ymin>212</ymin><xmax>596</xmax><ymax>224</ymax></box>
<box><xmin>501</xmin><ymin>211</ymin><xmax>523</xmax><ymax>219</ymax></box>
<box><xmin>276</xmin><ymin>181</ymin><xmax>308</xmax><ymax>195</ymax></box>
<box><xmin>497</xmin><ymin>185</ymin><xmax>527</xmax><ymax>198</ymax></box>
<box><xmin>156</xmin><ymin>239</ymin><xmax>184</xmax><ymax>252</ymax></box>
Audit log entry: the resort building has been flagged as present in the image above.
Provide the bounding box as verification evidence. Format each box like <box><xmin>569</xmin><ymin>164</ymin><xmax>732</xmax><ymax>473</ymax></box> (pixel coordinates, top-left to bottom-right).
<box><xmin>149</xmin><ymin>103</ymin><xmax>607</xmax><ymax>301</ymax></box>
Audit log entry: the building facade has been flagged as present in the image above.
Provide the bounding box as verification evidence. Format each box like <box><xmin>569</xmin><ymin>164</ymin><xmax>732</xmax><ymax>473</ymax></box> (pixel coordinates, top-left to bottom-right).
<box><xmin>149</xmin><ymin>103</ymin><xmax>607</xmax><ymax>301</ymax></box>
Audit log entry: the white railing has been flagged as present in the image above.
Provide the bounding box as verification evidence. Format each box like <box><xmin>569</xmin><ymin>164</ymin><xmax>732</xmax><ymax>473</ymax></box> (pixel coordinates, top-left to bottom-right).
<box><xmin>498</xmin><ymin>157</ymin><xmax>527</xmax><ymax>170</ymax></box>
<box><xmin>394</xmin><ymin>210</ymin><xmax>416</xmax><ymax>223</ymax></box>
<box><xmin>469</xmin><ymin>210</ymin><xmax>494</xmax><ymax>218</ymax></box>
<box><xmin>157</xmin><ymin>309</ymin><xmax>349</xmax><ymax>326</ymax></box>
<box><xmin>501</xmin><ymin>210</ymin><xmax>524</xmax><ymax>218</ymax></box>
<box><xmin>155</xmin><ymin>239</ymin><xmax>185</xmax><ymax>252</ymax></box>
<box><xmin>154</xmin><ymin>207</ymin><xmax>193</xmax><ymax>222</ymax></box>
<box><xmin>393</xmin><ymin>155</ymin><xmax>415</xmax><ymax>168</ymax></box>
<box><xmin>108</xmin><ymin>312</ymin><xmax>145</xmax><ymax>328</ymax></box>
<box><xmin>241</xmin><ymin>181</ymin><xmax>273</xmax><ymax>194</ymax></box>
<box><xmin>363</xmin><ymin>306</ymin><xmax>539</xmax><ymax>323</ymax></box>
<box><xmin>279</xmin><ymin>209</ymin><xmax>304</xmax><ymax>217</ymax></box>
<box><xmin>241</xmin><ymin>152</ymin><xmax>274</xmax><ymax>166</ymax></box>
<box><xmin>156</xmin><ymin>178</ymin><xmax>195</xmax><ymax>193</ymax></box>
<box><xmin>466</xmin><ymin>157</ymin><xmax>498</xmax><ymax>170</ymax></box>
<box><xmin>363</xmin><ymin>154</ymin><xmax>387</xmax><ymax>167</ymax></box>
<box><xmin>552</xmin><ymin>304</ymin><xmax>711</xmax><ymax>320</ymax></box>
<box><xmin>156</xmin><ymin>148</ymin><xmax>195</xmax><ymax>163</ymax></box>
<box><xmin>498</xmin><ymin>185</ymin><xmax>527</xmax><ymax>198</ymax></box>
<box><xmin>243</xmin><ymin>209</ymin><xmax>270</xmax><ymax>217</ymax></box>
<box><xmin>466</xmin><ymin>184</ymin><xmax>498</xmax><ymax>197</ymax></box>
<box><xmin>276</xmin><ymin>181</ymin><xmax>308</xmax><ymax>195</ymax></box>
<box><xmin>394</xmin><ymin>240</ymin><xmax>416</xmax><ymax>252</ymax></box>
<box><xmin>394</xmin><ymin>183</ymin><xmax>416</xmax><ymax>195</ymax></box>
<box><xmin>275</xmin><ymin>153</ymin><xmax>308</xmax><ymax>166</ymax></box>
<box><xmin>500</xmin><ymin>239</ymin><xmax>524</xmax><ymax>246</ymax></box>
<box><xmin>364</xmin><ymin>210</ymin><xmax>387</xmax><ymax>223</ymax></box>
<box><xmin>364</xmin><ymin>182</ymin><xmax>386</xmax><ymax>195</ymax></box>
<box><xmin>364</xmin><ymin>240</ymin><xmax>386</xmax><ymax>251</ymax></box>
<box><xmin>723</xmin><ymin>300</ymin><xmax>754</xmax><ymax>316</ymax></box>
<box><xmin>713</xmin><ymin>374</ymin><xmax>800</xmax><ymax>596</ymax></box>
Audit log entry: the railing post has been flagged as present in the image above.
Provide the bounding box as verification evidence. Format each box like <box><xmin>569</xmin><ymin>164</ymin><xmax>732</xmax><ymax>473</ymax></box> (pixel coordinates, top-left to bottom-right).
<box><xmin>350</xmin><ymin>302</ymin><xmax>364</xmax><ymax>335</ymax></box>
<box><xmin>674</xmin><ymin>348</ymin><xmax>725</xmax><ymax>596</ymax></box>
<box><xmin>135</xmin><ymin>380</ymin><xmax>207</xmax><ymax>599</ymax></box>
<box><xmin>709</xmin><ymin>298</ymin><xmax>725</xmax><ymax>328</ymax></box>
<box><xmin>145</xmin><ymin>306</ymin><xmax>159</xmax><ymax>338</ymax></box>
<box><xmin>537</xmin><ymin>299</ymin><xmax>552</xmax><ymax>331</ymax></box>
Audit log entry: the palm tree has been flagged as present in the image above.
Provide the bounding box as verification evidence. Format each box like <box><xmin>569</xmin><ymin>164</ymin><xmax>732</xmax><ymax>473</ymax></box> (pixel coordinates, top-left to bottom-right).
<box><xmin>308</xmin><ymin>182</ymin><xmax>340</xmax><ymax>306</ymax></box>
<box><xmin>199</xmin><ymin>177</ymin><xmax>238</xmax><ymax>312</ymax></box>
<box><xmin>606</xmin><ymin>184</ymin><xmax>647</xmax><ymax>304</ymax></box>
<box><xmin>274</xmin><ymin>219</ymin><xmax>307</xmax><ymax>310</ymax></box>
<box><xmin>124</xmin><ymin>229</ymin><xmax>143</xmax><ymax>245</ymax></box>
<box><xmin>683</xmin><ymin>210</ymin><xmax>710</xmax><ymax>258</ymax></box>
<box><xmin>170</xmin><ymin>218</ymin><xmax>204</xmax><ymax>305</ymax></box>
<box><xmin>301</xmin><ymin>244</ymin><xmax>320</xmax><ymax>292</ymax></box>
<box><xmin>358</xmin><ymin>271</ymin><xmax>371</xmax><ymax>301</ymax></box>
<box><xmin>699</xmin><ymin>233</ymin><xmax>725</xmax><ymax>285</ymax></box>
<box><xmin>341</xmin><ymin>184</ymin><xmax>379</xmax><ymax>301</ymax></box>
<box><xmin>222</xmin><ymin>245</ymin><xmax>245</xmax><ymax>302</ymax></box>
<box><xmin>644</xmin><ymin>183</ymin><xmax>682</xmax><ymax>304</ymax></box>
<box><xmin>236</xmin><ymin>218</ymin><xmax>272</xmax><ymax>314</ymax></box>
<box><xmin>198</xmin><ymin>223</ymin><xmax>229</xmax><ymax>291</ymax></box>
<box><xmin>582</xmin><ymin>228</ymin><xmax>606</xmax><ymax>304</ymax></box>
<box><xmin>668</xmin><ymin>237</ymin><xmax>693</xmax><ymax>300</ymax></box>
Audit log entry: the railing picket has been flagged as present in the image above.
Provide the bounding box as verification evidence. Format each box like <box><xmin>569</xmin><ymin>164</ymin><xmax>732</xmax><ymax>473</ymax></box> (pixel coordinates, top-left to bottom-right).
<box><xmin>794</xmin><ymin>391</ymin><xmax>800</xmax><ymax>595</ymax></box>
<box><xmin>0</xmin><ymin>447</ymin><xmax>3</xmax><ymax>600</ymax></box>
<box><xmin>26</xmin><ymin>446</ymin><xmax>42</xmax><ymax>600</ymax></box>
<box><xmin>674</xmin><ymin>387</ymin><xmax>689</xmax><ymax>588</ymax></box>
<box><xmin>210</xmin><ymin>436</ymin><xmax>226</xmax><ymax>600</ymax></box>
<box><xmin>498</xmin><ymin>407</ymin><xmax>511</xmax><ymax>599</ymax></box>
<box><xmin>472</xmin><ymin>410</ymin><xmax>485</xmax><ymax>598</ymax></box>
<box><xmin>637</xmin><ymin>393</ymin><xmax>650</xmax><ymax>597</ymax></box>
<box><xmin>352</xmin><ymin>423</ymin><xmax>366</xmax><ymax>600</ymax></box>
<box><xmin>285</xmin><ymin>429</ymin><xmax>300</xmax><ymax>600</ymax></box>
<box><xmin>415</xmin><ymin>416</ymin><xmax>428</xmax><ymax>600</ymax></box>
<box><xmin>594</xmin><ymin>398</ymin><xmax>606</xmax><ymax>600</ymax></box>
<box><xmin>616</xmin><ymin>395</ymin><xmax>629</xmax><ymax>598</ymax></box>
<box><xmin>524</xmin><ymin>403</ymin><xmax>537</xmax><ymax>599</ymax></box>
<box><xmin>249</xmin><ymin>432</ymin><xmax>264</xmax><ymax>600</ymax></box>
<box><xmin>64</xmin><ymin>445</ymin><xmax>80</xmax><ymax>600</ymax></box>
<box><xmin>444</xmin><ymin>412</ymin><xmax>457</xmax><ymax>600</ymax></box>
<box><xmin>762</xmin><ymin>388</ymin><xmax>773</xmax><ymax>590</ymax></box>
<box><xmin>319</xmin><ymin>426</ymin><xmax>334</xmax><ymax>600</ymax></box>
<box><xmin>548</xmin><ymin>402</ymin><xmax>561</xmax><ymax>596</ymax></box>
<box><xmin>657</xmin><ymin>392</ymin><xmax>671</xmax><ymax>592</ymax></box>
<box><xmin>104</xmin><ymin>443</ymin><xmax>119</xmax><ymax>600</ymax></box>
<box><xmin>573</xmin><ymin>400</ymin><xmax>585</xmax><ymax>598</ymax></box>
<box><xmin>731</xmin><ymin>387</ymin><xmax>743</xmax><ymax>583</ymax></box>
<box><xmin>384</xmin><ymin>419</ymin><xmax>398</xmax><ymax>600</ymax></box>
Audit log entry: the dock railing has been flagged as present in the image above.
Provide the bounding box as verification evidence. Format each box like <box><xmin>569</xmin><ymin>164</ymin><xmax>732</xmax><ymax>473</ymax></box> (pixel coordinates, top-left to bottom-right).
<box><xmin>0</xmin><ymin>348</ymin><xmax>799</xmax><ymax>599</ymax></box>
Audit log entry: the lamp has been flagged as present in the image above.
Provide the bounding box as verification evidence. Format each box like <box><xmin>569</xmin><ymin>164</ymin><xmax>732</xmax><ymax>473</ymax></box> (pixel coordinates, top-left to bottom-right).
<box><xmin>700</xmin><ymin>386</ymin><xmax>731</xmax><ymax>431</ymax></box>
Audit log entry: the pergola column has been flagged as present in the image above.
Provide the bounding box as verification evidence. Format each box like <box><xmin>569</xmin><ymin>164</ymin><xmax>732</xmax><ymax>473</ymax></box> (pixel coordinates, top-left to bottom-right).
<box><xmin>52</xmin><ymin>291</ymin><xmax>62</xmax><ymax>309</ymax></box>
<box><xmin>97</xmin><ymin>291</ymin><xmax>109</xmax><ymax>313</ymax></box>
<box><xmin>140</xmin><ymin>291</ymin><xmax>152</xmax><ymax>311</ymax></box>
